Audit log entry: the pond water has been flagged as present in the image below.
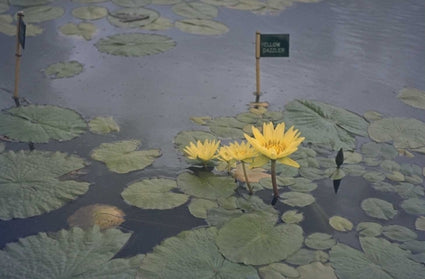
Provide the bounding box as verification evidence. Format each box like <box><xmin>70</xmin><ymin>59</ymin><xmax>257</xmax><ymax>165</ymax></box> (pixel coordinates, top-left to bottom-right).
<box><xmin>0</xmin><ymin>0</ymin><xmax>424</xmax><ymax>278</ymax></box>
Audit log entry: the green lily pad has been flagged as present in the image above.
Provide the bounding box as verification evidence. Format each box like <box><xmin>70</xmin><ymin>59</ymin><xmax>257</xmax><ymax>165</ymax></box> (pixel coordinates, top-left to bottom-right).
<box><xmin>72</xmin><ymin>6</ymin><xmax>108</xmax><ymax>20</ymax></box>
<box><xmin>259</xmin><ymin>262</ymin><xmax>299</xmax><ymax>279</ymax></box>
<box><xmin>59</xmin><ymin>22</ymin><xmax>96</xmax><ymax>41</ymax></box>
<box><xmin>401</xmin><ymin>198</ymin><xmax>425</xmax><ymax>215</ymax></box>
<box><xmin>207</xmin><ymin>116</ymin><xmax>246</xmax><ymax>139</ymax></box>
<box><xmin>409</xmin><ymin>253</ymin><xmax>425</xmax><ymax>264</ymax></box>
<box><xmin>0</xmin><ymin>14</ymin><xmax>14</xmax><ymax>35</ymax></box>
<box><xmin>0</xmin><ymin>143</ymin><xmax>4</xmax><ymax>153</ymax></box>
<box><xmin>361</xmin><ymin>142</ymin><xmax>398</xmax><ymax>159</ymax></box>
<box><xmin>0</xmin><ymin>0</ymin><xmax>8</xmax><ymax>12</ymax></box>
<box><xmin>138</xmin><ymin>227</ymin><xmax>259</xmax><ymax>279</ymax></box>
<box><xmin>141</xmin><ymin>17</ymin><xmax>173</xmax><ymax>30</ymax></box>
<box><xmin>216</xmin><ymin>213</ymin><xmax>304</xmax><ymax>265</ymax></box>
<box><xmin>151</xmin><ymin>0</ymin><xmax>181</xmax><ymax>4</ymax></box>
<box><xmin>397</xmin><ymin>88</ymin><xmax>425</xmax><ymax>110</ymax></box>
<box><xmin>297</xmin><ymin>262</ymin><xmax>337</xmax><ymax>279</ymax></box>
<box><xmin>288</xmin><ymin>177</ymin><xmax>318</xmax><ymax>192</ymax></box>
<box><xmin>329</xmin><ymin>216</ymin><xmax>353</xmax><ymax>232</ymax></box>
<box><xmin>9</xmin><ymin>0</ymin><xmax>52</xmax><ymax>6</ymax></box>
<box><xmin>112</xmin><ymin>0</ymin><xmax>152</xmax><ymax>7</ymax></box>
<box><xmin>281</xmin><ymin>209</ymin><xmax>304</xmax><ymax>224</ymax></box>
<box><xmin>400</xmin><ymin>240</ymin><xmax>425</xmax><ymax>254</ymax></box>
<box><xmin>91</xmin><ymin>140</ymin><xmax>161</xmax><ymax>173</ymax></box>
<box><xmin>281</xmin><ymin>192</ymin><xmax>315</xmax><ymax>207</ymax></box>
<box><xmin>363</xmin><ymin>110</ymin><xmax>383</xmax><ymax>122</ymax></box>
<box><xmin>23</xmin><ymin>5</ymin><xmax>64</xmax><ymax>23</ymax></box>
<box><xmin>177</xmin><ymin>171</ymin><xmax>237</xmax><ymax>199</ymax></box>
<box><xmin>44</xmin><ymin>60</ymin><xmax>84</xmax><ymax>78</ymax></box>
<box><xmin>95</xmin><ymin>33</ymin><xmax>176</xmax><ymax>57</ymax></box>
<box><xmin>188</xmin><ymin>198</ymin><xmax>218</xmax><ymax>218</ymax></box>
<box><xmin>175</xmin><ymin>19</ymin><xmax>229</xmax><ymax>35</ymax></box>
<box><xmin>361</xmin><ymin>198</ymin><xmax>397</xmax><ymax>220</ymax></box>
<box><xmin>305</xmin><ymin>233</ymin><xmax>336</xmax><ymax>250</ymax></box>
<box><xmin>174</xmin><ymin>130</ymin><xmax>217</xmax><ymax>151</ymax></box>
<box><xmin>363</xmin><ymin>171</ymin><xmax>386</xmax><ymax>183</ymax></box>
<box><xmin>0</xmin><ymin>150</ymin><xmax>89</xmax><ymax>220</ymax></box>
<box><xmin>226</xmin><ymin>0</ymin><xmax>266</xmax><ymax>11</ymax></box>
<box><xmin>286</xmin><ymin>248</ymin><xmax>329</xmax><ymax>265</ymax></box>
<box><xmin>108</xmin><ymin>8</ymin><xmax>159</xmax><ymax>28</ymax></box>
<box><xmin>121</xmin><ymin>178</ymin><xmax>189</xmax><ymax>209</ymax></box>
<box><xmin>0</xmin><ymin>105</ymin><xmax>87</xmax><ymax>143</ymax></box>
<box><xmin>356</xmin><ymin>222</ymin><xmax>383</xmax><ymax>237</ymax></box>
<box><xmin>343</xmin><ymin>164</ymin><xmax>366</xmax><ymax>176</ymax></box>
<box><xmin>368</xmin><ymin>117</ymin><xmax>425</xmax><ymax>149</ymax></box>
<box><xmin>89</xmin><ymin>116</ymin><xmax>120</xmax><ymax>134</ymax></box>
<box><xmin>283</xmin><ymin>100</ymin><xmax>368</xmax><ymax>150</ymax></box>
<box><xmin>201</xmin><ymin>0</ymin><xmax>239</xmax><ymax>6</ymax></box>
<box><xmin>415</xmin><ymin>216</ymin><xmax>425</xmax><ymax>231</ymax></box>
<box><xmin>266</xmin><ymin>0</ymin><xmax>294</xmax><ymax>11</ymax></box>
<box><xmin>0</xmin><ymin>226</ymin><xmax>141</xmax><ymax>278</ymax></box>
<box><xmin>67</xmin><ymin>204</ymin><xmax>125</xmax><ymax>230</ymax></box>
<box><xmin>330</xmin><ymin>237</ymin><xmax>425</xmax><ymax>279</ymax></box>
<box><xmin>382</xmin><ymin>225</ymin><xmax>417</xmax><ymax>242</ymax></box>
<box><xmin>172</xmin><ymin>2</ymin><xmax>218</xmax><ymax>19</ymax></box>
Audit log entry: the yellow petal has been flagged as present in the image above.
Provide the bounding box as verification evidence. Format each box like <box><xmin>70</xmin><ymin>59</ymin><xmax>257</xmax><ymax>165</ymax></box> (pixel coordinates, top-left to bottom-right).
<box><xmin>277</xmin><ymin>157</ymin><xmax>300</xmax><ymax>168</ymax></box>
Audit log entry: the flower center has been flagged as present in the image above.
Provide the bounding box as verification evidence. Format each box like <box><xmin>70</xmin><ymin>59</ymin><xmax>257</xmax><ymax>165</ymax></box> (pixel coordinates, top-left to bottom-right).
<box><xmin>264</xmin><ymin>140</ymin><xmax>286</xmax><ymax>154</ymax></box>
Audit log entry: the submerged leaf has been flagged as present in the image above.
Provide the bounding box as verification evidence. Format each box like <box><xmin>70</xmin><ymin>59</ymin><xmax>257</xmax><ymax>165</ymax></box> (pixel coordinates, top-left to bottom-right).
<box><xmin>108</xmin><ymin>8</ymin><xmax>159</xmax><ymax>28</ymax></box>
<box><xmin>67</xmin><ymin>204</ymin><xmax>125</xmax><ymax>230</ymax></box>
<box><xmin>44</xmin><ymin>60</ymin><xmax>84</xmax><ymax>78</ymax></box>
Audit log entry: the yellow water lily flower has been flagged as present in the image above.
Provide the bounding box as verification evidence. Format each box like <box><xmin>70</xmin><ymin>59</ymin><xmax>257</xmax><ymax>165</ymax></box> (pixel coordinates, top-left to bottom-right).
<box><xmin>226</xmin><ymin>141</ymin><xmax>258</xmax><ymax>162</ymax></box>
<box><xmin>244</xmin><ymin>122</ymin><xmax>304</xmax><ymax>168</ymax></box>
<box><xmin>183</xmin><ymin>139</ymin><xmax>220</xmax><ymax>162</ymax></box>
<box><xmin>218</xmin><ymin>145</ymin><xmax>233</xmax><ymax>162</ymax></box>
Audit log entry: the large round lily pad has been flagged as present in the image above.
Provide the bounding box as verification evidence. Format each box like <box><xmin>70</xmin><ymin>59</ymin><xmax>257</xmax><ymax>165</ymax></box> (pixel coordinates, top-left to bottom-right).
<box><xmin>175</xmin><ymin>19</ymin><xmax>229</xmax><ymax>35</ymax></box>
<box><xmin>138</xmin><ymin>227</ymin><xmax>259</xmax><ymax>279</ymax></box>
<box><xmin>283</xmin><ymin>99</ymin><xmax>369</xmax><ymax>150</ymax></box>
<box><xmin>91</xmin><ymin>140</ymin><xmax>161</xmax><ymax>174</ymax></box>
<box><xmin>121</xmin><ymin>178</ymin><xmax>189</xmax><ymax>209</ymax></box>
<box><xmin>216</xmin><ymin>213</ymin><xmax>304</xmax><ymax>265</ymax></box>
<box><xmin>95</xmin><ymin>33</ymin><xmax>176</xmax><ymax>57</ymax></box>
<box><xmin>0</xmin><ymin>105</ymin><xmax>87</xmax><ymax>143</ymax></box>
<box><xmin>368</xmin><ymin>117</ymin><xmax>425</xmax><ymax>149</ymax></box>
<box><xmin>0</xmin><ymin>150</ymin><xmax>89</xmax><ymax>220</ymax></box>
<box><xmin>22</xmin><ymin>5</ymin><xmax>64</xmax><ymax>23</ymax></box>
<box><xmin>172</xmin><ymin>2</ymin><xmax>218</xmax><ymax>19</ymax></box>
<box><xmin>0</xmin><ymin>226</ymin><xmax>141</xmax><ymax>278</ymax></box>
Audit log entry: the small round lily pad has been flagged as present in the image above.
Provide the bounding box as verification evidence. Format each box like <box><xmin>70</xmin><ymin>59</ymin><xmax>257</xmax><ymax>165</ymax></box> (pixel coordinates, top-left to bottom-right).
<box><xmin>329</xmin><ymin>216</ymin><xmax>353</xmax><ymax>232</ymax></box>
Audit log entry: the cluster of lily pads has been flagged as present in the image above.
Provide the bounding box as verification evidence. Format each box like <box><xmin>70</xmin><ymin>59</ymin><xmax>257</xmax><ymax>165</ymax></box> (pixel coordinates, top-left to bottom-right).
<box><xmin>1</xmin><ymin>87</ymin><xmax>425</xmax><ymax>277</ymax></box>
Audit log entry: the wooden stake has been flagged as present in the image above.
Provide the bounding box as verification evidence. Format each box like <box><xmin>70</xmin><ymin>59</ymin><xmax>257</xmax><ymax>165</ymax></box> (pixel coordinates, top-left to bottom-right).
<box><xmin>13</xmin><ymin>11</ymin><xmax>24</xmax><ymax>107</ymax></box>
<box><xmin>255</xmin><ymin>31</ymin><xmax>261</xmax><ymax>98</ymax></box>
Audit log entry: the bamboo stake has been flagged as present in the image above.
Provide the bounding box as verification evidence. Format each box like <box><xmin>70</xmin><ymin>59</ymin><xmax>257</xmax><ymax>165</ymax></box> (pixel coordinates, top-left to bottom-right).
<box><xmin>255</xmin><ymin>31</ymin><xmax>261</xmax><ymax>100</ymax></box>
<box><xmin>13</xmin><ymin>11</ymin><xmax>24</xmax><ymax>107</ymax></box>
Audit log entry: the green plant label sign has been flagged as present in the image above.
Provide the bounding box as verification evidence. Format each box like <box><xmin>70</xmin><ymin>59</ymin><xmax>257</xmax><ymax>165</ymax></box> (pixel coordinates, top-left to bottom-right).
<box><xmin>260</xmin><ymin>34</ymin><xmax>289</xmax><ymax>57</ymax></box>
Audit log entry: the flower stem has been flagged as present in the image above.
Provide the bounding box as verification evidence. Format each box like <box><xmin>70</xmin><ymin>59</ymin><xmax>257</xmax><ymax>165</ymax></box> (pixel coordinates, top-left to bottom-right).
<box><xmin>271</xmin><ymin>159</ymin><xmax>279</xmax><ymax>198</ymax></box>
<box><xmin>242</xmin><ymin>161</ymin><xmax>253</xmax><ymax>195</ymax></box>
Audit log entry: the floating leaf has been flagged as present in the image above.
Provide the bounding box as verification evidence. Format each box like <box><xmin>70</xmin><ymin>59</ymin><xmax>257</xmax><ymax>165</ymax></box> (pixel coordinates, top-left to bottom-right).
<box><xmin>59</xmin><ymin>22</ymin><xmax>97</xmax><ymax>40</ymax></box>
<box><xmin>226</xmin><ymin>0</ymin><xmax>266</xmax><ymax>11</ymax></box>
<box><xmin>288</xmin><ymin>177</ymin><xmax>318</xmax><ymax>192</ymax></box>
<box><xmin>281</xmin><ymin>210</ymin><xmax>304</xmax><ymax>224</ymax></box>
<box><xmin>72</xmin><ymin>6</ymin><xmax>108</xmax><ymax>20</ymax></box>
<box><xmin>174</xmin><ymin>130</ymin><xmax>217</xmax><ymax>151</ymax></box>
<box><xmin>67</xmin><ymin>204</ymin><xmax>125</xmax><ymax>230</ymax></box>
<box><xmin>0</xmin><ymin>105</ymin><xmax>87</xmax><ymax>143</ymax></box>
<box><xmin>409</xmin><ymin>253</ymin><xmax>425</xmax><ymax>264</ymax></box>
<box><xmin>0</xmin><ymin>151</ymin><xmax>89</xmax><ymax>220</ymax></box>
<box><xmin>138</xmin><ymin>227</ymin><xmax>259</xmax><ymax>279</ymax></box>
<box><xmin>297</xmin><ymin>262</ymin><xmax>337</xmax><ymax>279</ymax></box>
<box><xmin>121</xmin><ymin>178</ymin><xmax>188</xmax><ymax>209</ymax></box>
<box><xmin>356</xmin><ymin>222</ymin><xmax>382</xmax><ymax>237</ymax></box>
<box><xmin>23</xmin><ymin>5</ymin><xmax>64</xmax><ymax>23</ymax></box>
<box><xmin>281</xmin><ymin>192</ymin><xmax>315</xmax><ymax>207</ymax></box>
<box><xmin>216</xmin><ymin>213</ymin><xmax>304</xmax><ymax>265</ymax></box>
<box><xmin>0</xmin><ymin>142</ymin><xmax>4</xmax><ymax>153</ymax></box>
<box><xmin>368</xmin><ymin>117</ymin><xmax>425</xmax><ymax>149</ymax></box>
<box><xmin>286</xmin><ymin>248</ymin><xmax>329</xmax><ymax>265</ymax></box>
<box><xmin>259</xmin><ymin>263</ymin><xmax>299</xmax><ymax>279</ymax></box>
<box><xmin>89</xmin><ymin>116</ymin><xmax>120</xmax><ymax>134</ymax></box>
<box><xmin>363</xmin><ymin>171</ymin><xmax>385</xmax><ymax>183</ymax></box>
<box><xmin>305</xmin><ymin>233</ymin><xmax>336</xmax><ymax>250</ymax></box>
<box><xmin>44</xmin><ymin>60</ymin><xmax>84</xmax><ymax>78</ymax></box>
<box><xmin>0</xmin><ymin>14</ymin><xmax>15</xmax><ymax>35</ymax></box>
<box><xmin>382</xmin><ymin>225</ymin><xmax>417</xmax><ymax>242</ymax></box>
<box><xmin>108</xmin><ymin>8</ymin><xmax>159</xmax><ymax>28</ymax></box>
<box><xmin>330</xmin><ymin>237</ymin><xmax>425</xmax><ymax>279</ymax></box>
<box><xmin>400</xmin><ymin>240</ymin><xmax>425</xmax><ymax>254</ymax></box>
<box><xmin>415</xmin><ymin>216</ymin><xmax>425</xmax><ymax>231</ymax></box>
<box><xmin>112</xmin><ymin>0</ymin><xmax>152</xmax><ymax>7</ymax></box>
<box><xmin>141</xmin><ymin>17</ymin><xmax>173</xmax><ymax>30</ymax></box>
<box><xmin>172</xmin><ymin>2</ymin><xmax>218</xmax><ymax>19</ymax></box>
<box><xmin>9</xmin><ymin>0</ymin><xmax>52</xmax><ymax>7</ymax></box>
<box><xmin>72</xmin><ymin>0</ymin><xmax>109</xmax><ymax>2</ymax></box>
<box><xmin>0</xmin><ymin>227</ymin><xmax>141</xmax><ymax>278</ymax></box>
<box><xmin>201</xmin><ymin>0</ymin><xmax>239</xmax><ymax>6</ymax></box>
<box><xmin>207</xmin><ymin>117</ymin><xmax>246</xmax><ymax>139</ymax></box>
<box><xmin>0</xmin><ymin>0</ymin><xmax>9</xmax><ymax>13</ymax></box>
<box><xmin>361</xmin><ymin>198</ymin><xmax>397</xmax><ymax>220</ymax></box>
<box><xmin>91</xmin><ymin>140</ymin><xmax>161</xmax><ymax>173</ymax></box>
<box><xmin>95</xmin><ymin>33</ymin><xmax>176</xmax><ymax>57</ymax></box>
<box><xmin>401</xmin><ymin>198</ymin><xmax>425</xmax><ymax>215</ymax></box>
<box><xmin>329</xmin><ymin>216</ymin><xmax>353</xmax><ymax>232</ymax></box>
<box><xmin>361</xmin><ymin>142</ymin><xmax>398</xmax><ymax>159</ymax></box>
<box><xmin>175</xmin><ymin>19</ymin><xmax>229</xmax><ymax>35</ymax></box>
<box><xmin>397</xmin><ymin>88</ymin><xmax>425</xmax><ymax>110</ymax></box>
<box><xmin>188</xmin><ymin>198</ymin><xmax>218</xmax><ymax>218</ymax></box>
<box><xmin>363</xmin><ymin>111</ymin><xmax>383</xmax><ymax>122</ymax></box>
<box><xmin>151</xmin><ymin>0</ymin><xmax>181</xmax><ymax>4</ymax></box>
<box><xmin>177</xmin><ymin>171</ymin><xmax>237</xmax><ymax>199</ymax></box>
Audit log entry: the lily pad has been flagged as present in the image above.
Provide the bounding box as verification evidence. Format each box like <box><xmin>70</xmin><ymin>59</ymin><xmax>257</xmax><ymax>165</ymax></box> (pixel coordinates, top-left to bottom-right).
<box><xmin>72</xmin><ymin>6</ymin><xmax>108</xmax><ymax>20</ymax></box>
<box><xmin>361</xmin><ymin>142</ymin><xmax>398</xmax><ymax>159</ymax></box>
<box><xmin>361</xmin><ymin>198</ymin><xmax>397</xmax><ymax>220</ymax></box>
<box><xmin>330</xmin><ymin>237</ymin><xmax>425</xmax><ymax>279</ymax></box>
<box><xmin>289</xmin><ymin>177</ymin><xmax>318</xmax><ymax>192</ymax></box>
<box><xmin>44</xmin><ymin>60</ymin><xmax>84</xmax><ymax>78</ymax></box>
<box><xmin>281</xmin><ymin>192</ymin><xmax>315</xmax><ymax>207</ymax></box>
<box><xmin>89</xmin><ymin>116</ymin><xmax>120</xmax><ymax>134</ymax></box>
<box><xmin>138</xmin><ymin>227</ymin><xmax>259</xmax><ymax>279</ymax></box>
<box><xmin>108</xmin><ymin>8</ymin><xmax>159</xmax><ymax>28</ymax></box>
<box><xmin>175</xmin><ymin>19</ymin><xmax>229</xmax><ymax>35</ymax></box>
<box><xmin>415</xmin><ymin>216</ymin><xmax>425</xmax><ymax>231</ymax></box>
<box><xmin>297</xmin><ymin>262</ymin><xmax>337</xmax><ymax>279</ymax></box>
<box><xmin>368</xmin><ymin>117</ymin><xmax>425</xmax><ymax>149</ymax></box>
<box><xmin>281</xmin><ymin>210</ymin><xmax>304</xmax><ymax>224</ymax></box>
<box><xmin>121</xmin><ymin>178</ymin><xmax>189</xmax><ymax>209</ymax></box>
<box><xmin>67</xmin><ymin>204</ymin><xmax>125</xmax><ymax>230</ymax></box>
<box><xmin>9</xmin><ymin>0</ymin><xmax>52</xmax><ymax>6</ymax></box>
<box><xmin>0</xmin><ymin>14</ymin><xmax>14</xmax><ymax>35</ymax></box>
<box><xmin>0</xmin><ymin>226</ymin><xmax>141</xmax><ymax>278</ymax></box>
<box><xmin>177</xmin><ymin>171</ymin><xmax>237</xmax><ymax>199</ymax></box>
<box><xmin>174</xmin><ymin>130</ymin><xmax>217</xmax><ymax>151</ymax></box>
<box><xmin>141</xmin><ymin>17</ymin><xmax>173</xmax><ymax>30</ymax></box>
<box><xmin>60</xmin><ymin>22</ymin><xmax>96</xmax><ymax>40</ymax></box>
<box><xmin>0</xmin><ymin>105</ymin><xmax>87</xmax><ymax>143</ymax></box>
<box><xmin>207</xmin><ymin>117</ymin><xmax>246</xmax><ymax>139</ymax></box>
<box><xmin>91</xmin><ymin>140</ymin><xmax>161</xmax><ymax>173</ymax></box>
<box><xmin>283</xmin><ymin>99</ymin><xmax>369</xmax><ymax>150</ymax></box>
<box><xmin>95</xmin><ymin>33</ymin><xmax>176</xmax><ymax>57</ymax></box>
<box><xmin>0</xmin><ymin>143</ymin><xmax>4</xmax><ymax>153</ymax></box>
<box><xmin>151</xmin><ymin>0</ymin><xmax>181</xmax><ymax>4</ymax></box>
<box><xmin>112</xmin><ymin>0</ymin><xmax>152</xmax><ymax>7</ymax></box>
<box><xmin>201</xmin><ymin>0</ymin><xmax>239</xmax><ymax>6</ymax></box>
<box><xmin>216</xmin><ymin>213</ymin><xmax>304</xmax><ymax>265</ymax></box>
<box><xmin>172</xmin><ymin>2</ymin><xmax>218</xmax><ymax>19</ymax></box>
<box><xmin>286</xmin><ymin>248</ymin><xmax>329</xmax><ymax>265</ymax></box>
<box><xmin>363</xmin><ymin>110</ymin><xmax>383</xmax><ymax>122</ymax></box>
<box><xmin>0</xmin><ymin>0</ymin><xmax>8</xmax><ymax>13</ymax></box>
<box><xmin>356</xmin><ymin>222</ymin><xmax>383</xmax><ymax>237</ymax></box>
<box><xmin>23</xmin><ymin>5</ymin><xmax>64</xmax><ymax>23</ymax></box>
<box><xmin>401</xmin><ymin>198</ymin><xmax>425</xmax><ymax>215</ymax></box>
<box><xmin>226</xmin><ymin>0</ymin><xmax>266</xmax><ymax>11</ymax></box>
<box><xmin>305</xmin><ymin>233</ymin><xmax>336</xmax><ymax>250</ymax></box>
<box><xmin>259</xmin><ymin>263</ymin><xmax>299</xmax><ymax>279</ymax></box>
<box><xmin>400</xmin><ymin>240</ymin><xmax>425</xmax><ymax>254</ymax></box>
<box><xmin>188</xmin><ymin>198</ymin><xmax>218</xmax><ymax>218</ymax></box>
<box><xmin>382</xmin><ymin>225</ymin><xmax>417</xmax><ymax>242</ymax></box>
<box><xmin>329</xmin><ymin>216</ymin><xmax>353</xmax><ymax>232</ymax></box>
<box><xmin>397</xmin><ymin>88</ymin><xmax>425</xmax><ymax>110</ymax></box>
<box><xmin>0</xmin><ymin>150</ymin><xmax>89</xmax><ymax>220</ymax></box>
